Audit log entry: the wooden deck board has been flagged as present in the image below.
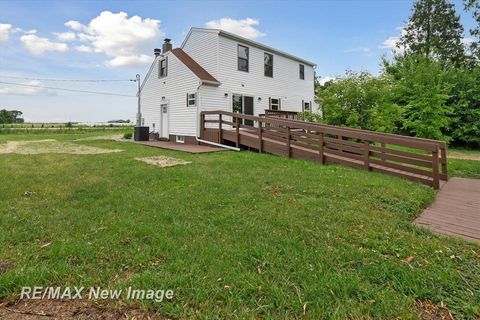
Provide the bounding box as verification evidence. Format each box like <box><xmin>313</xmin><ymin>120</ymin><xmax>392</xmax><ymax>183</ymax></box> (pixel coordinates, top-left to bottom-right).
<box><xmin>415</xmin><ymin>177</ymin><xmax>480</xmax><ymax>243</ymax></box>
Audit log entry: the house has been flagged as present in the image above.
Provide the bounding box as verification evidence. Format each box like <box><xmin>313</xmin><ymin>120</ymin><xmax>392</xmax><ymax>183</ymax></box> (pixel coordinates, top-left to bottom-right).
<box><xmin>139</xmin><ymin>27</ymin><xmax>317</xmax><ymax>144</ymax></box>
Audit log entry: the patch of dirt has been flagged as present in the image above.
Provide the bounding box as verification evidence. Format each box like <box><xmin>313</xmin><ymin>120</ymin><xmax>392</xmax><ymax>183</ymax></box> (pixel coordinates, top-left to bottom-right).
<box><xmin>0</xmin><ymin>139</ymin><xmax>122</xmax><ymax>155</ymax></box>
<box><xmin>0</xmin><ymin>299</ymin><xmax>164</xmax><ymax>319</ymax></box>
<box><xmin>135</xmin><ymin>156</ymin><xmax>191</xmax><ymax>168</ymax></box>
<box><xmin>414</xmin><ymin>300</ymin><xmax>454</xmax><ymax>320</ymax></box>
<box><xmin>448</xmin><ymin>152</ymin><xmax>480</xmax><ymax>161</ymax></box>
<box><xmin>0</xmin><ymin>262</ymin><xmax>13</xmax><ymax>275</ymax></box>
<box><xmin>74</xmin><ymin>135</ymin><xmax>128</xmax><ymax>142</ymax></box>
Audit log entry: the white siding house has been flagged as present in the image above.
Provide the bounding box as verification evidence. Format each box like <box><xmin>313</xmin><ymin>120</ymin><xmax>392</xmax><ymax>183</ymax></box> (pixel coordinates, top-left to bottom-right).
<box><xmin>140</xmin><ymin>27</ymin><xmax>316</xmax><ymax>143</ymax></box>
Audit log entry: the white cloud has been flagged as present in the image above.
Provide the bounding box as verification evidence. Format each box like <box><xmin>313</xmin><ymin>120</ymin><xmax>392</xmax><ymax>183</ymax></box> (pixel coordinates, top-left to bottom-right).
<box><xmin>318</xmin><ymin>76</ymin><xmax>336</xmax><ymax>85</ymax></box>
<box><xmin>20</xmin><ymin>34</ymin><xmax>68</xmax><ymax>55</ymax></box>
<box><xmin>75</xmin><ymin>45</ymin><xmax>93</xmax><ymax>52</ymax></box>
<box><xmin>53</xmin><ymin>31</ymin><xmax>76</xmax><ymax>41</ymax></box>
<box><xmin>106</xmin><ymin>54</ymin><xmax>151</xmax><ymax>67</ymax></box>
<box><xmin>379</xmin><ymin>26</ymin><xmax>407</xmax><ymax>54</ymax></box>
<box><xmin>64</xmin><ymin>20</ymin><xmax>87</xmax><ymax>31</ymax></box>
<box><xmin>0</xmin><ymin>23</ymin><xmax>12</xmax><ymax>42</ymax></box>
<box><xmin>461</xmin><ymin>37</ymin><xmax>474</xmax><ymax>46</ymax></box>
<box><xmin>205</xmin><ymin>17</ymin><xmax>265</xmax><ymax>39</ymax></box>
<box><xmin>344</xmin><ymin>47</ymin><xmax>372</xmax><ymax>56</ymax></box>
<box><xmin>0</xmin><ymin>80</ymin><xmax>52</xmax><ymax>96</ymax></box>
<box><xmin>64</xmin><ymin>11</ymin><xmax>163</xmax><ymax>67</ymax></box>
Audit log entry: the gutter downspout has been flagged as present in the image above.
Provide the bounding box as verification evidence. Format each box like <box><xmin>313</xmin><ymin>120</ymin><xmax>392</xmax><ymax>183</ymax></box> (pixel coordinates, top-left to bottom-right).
<box><xmin>195</xmin><ymin>81</ymin><xmax>240</xmax><ymax>151</ymax></box>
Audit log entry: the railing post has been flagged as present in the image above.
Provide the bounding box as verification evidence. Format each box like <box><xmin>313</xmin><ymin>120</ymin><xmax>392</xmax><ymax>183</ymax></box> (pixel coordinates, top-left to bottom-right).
<box><xmin>258</xmin><ymin>120</ymin><xmax>263</xmax><ymax>153</ymax></box>
<box><xmin>218</xmin><ymin>114</ymin><xmax>222</xmax><ymax>144</ymax></box>
<box><xmin>286</xmin><ymin>126</ymin><xmax>291</xmax><ymax>157</ymax></box>
<box><xmin>432</xmin><ymin>147</ymin><xmax>440</xmax><ymax>189</ymax></box>
<box><xmin>364</xmin><ymin>141</ymin><xmax>370</xmax><ymax>171</ymax></box>
<box><xmin>380</xmin><ymin>142</ymin><xmax>386</xmax><ymax>163</ymax></box>
<box><xmin>235</xmin><ymin>117</ymin><xmax>240</xmax><ymax>148</ymax></box>
<box><xmin>318</xmin><ymin>132</ymin><xmax>324</xmax><ymax>164</ymax></box>
<box><xmin>199</xmin><ymin>112</ymin><xmax>205</xmax><ymax>140</ymax></box>
<box><xmin>440</xmin><ymin>143</ymin><xmax>448</xmax><ymax>181</ymax></box>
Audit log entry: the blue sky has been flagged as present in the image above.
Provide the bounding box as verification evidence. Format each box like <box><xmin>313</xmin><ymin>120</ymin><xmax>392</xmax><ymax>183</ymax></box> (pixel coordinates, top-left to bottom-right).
<box><xmin>0</xmin><ymin>0</ymin><xmax>476</xmax><ymax>122</ymax></box>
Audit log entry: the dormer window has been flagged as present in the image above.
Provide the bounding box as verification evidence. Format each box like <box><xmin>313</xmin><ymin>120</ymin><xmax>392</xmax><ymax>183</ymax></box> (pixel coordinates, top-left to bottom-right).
<box><xmin>237</xmin><ymin>45</ymin><xmax>249</xmax><ymax>72</ymax></box>
<box><xmin>299</xmin><ymin>64</ymin><xmax>305</xmax><ymax>80</ymax></box>
<box><xmin>264</xmin><ymin>53</ymin><xmax>273</xmax><ymax>77</ymax></box>
<box><xmin>159</xmin><ymin>58</ymin><xmax>167</xmax><ymax>78</ymax></box>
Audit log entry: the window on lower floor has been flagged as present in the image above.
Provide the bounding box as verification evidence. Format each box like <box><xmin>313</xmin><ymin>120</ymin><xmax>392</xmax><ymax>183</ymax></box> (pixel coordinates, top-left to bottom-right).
<box><xmin>176</xmin><ymin>135</ymin><xmax>185</xmax><ymax>143</ymax></box>
<box><xmin>270</xmin><ymin>98</ymin><xmax>280</xmax><ymax>110</ymax></box>
<box><xmin>187</xmin><ymin>93</ymin><xmax>196</xmax><ymax>106</ymax></box>
<box><xmin>302</xmin><ymin>100</ymin><xmax>311</xmax><ymax>112</ymax></box>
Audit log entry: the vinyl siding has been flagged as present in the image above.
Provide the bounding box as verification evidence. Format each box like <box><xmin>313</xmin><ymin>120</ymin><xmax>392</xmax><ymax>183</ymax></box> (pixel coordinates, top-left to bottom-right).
<box><xmin>200</xmin><ymin>34</ymin><xmax>316</xmax><ymax>116</ymax></box>
<box><xmin>140</xmin><ymin>52</ymin><xmax>200</xmax><ymax>137</ymax></box>
<box><xmin>182</xmin><ymin>30</ymin><xmax>219</xmax><ymax>79</ymax></box>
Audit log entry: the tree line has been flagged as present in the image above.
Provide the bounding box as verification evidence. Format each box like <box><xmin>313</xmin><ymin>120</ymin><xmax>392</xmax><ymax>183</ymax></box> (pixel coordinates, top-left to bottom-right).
<box><xmin>0</xmin><ymin>109</ymin><xmax>24</xmax><ymax>124</ymax></box>
<box><xmin>315</xmin><ymin>0</ymin><xmax>480</xmax><ymax>147</ymax></box>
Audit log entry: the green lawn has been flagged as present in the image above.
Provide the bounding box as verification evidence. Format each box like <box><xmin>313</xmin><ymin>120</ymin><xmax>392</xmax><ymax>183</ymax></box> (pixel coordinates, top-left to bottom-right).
<box><xmin>0</xmin><ymin>132</ymin><xmax>479</xmax><ymax>318</ymax></box>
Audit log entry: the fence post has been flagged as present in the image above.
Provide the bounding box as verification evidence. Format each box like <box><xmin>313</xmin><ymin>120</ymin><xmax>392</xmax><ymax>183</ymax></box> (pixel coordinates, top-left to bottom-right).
<box><xmin>318</xmin><ymin>132</ymin><xmax>324</xmax><ymax>164</ymax></box>
<box><xmin>286</xmin><ymin>126</ymin><xmax>291</xmax><ymax>157</ymax></box>
<box><xmin>432</xmin><ymin>147</ymin><xmax>440</xmax><ymax>189</ymax></box>
<box><xmin>440</xmin><ymin>143</ymin><xmax>448</xmax><ymax>181</ymax></box>
<box><xmin>235</xmin><ymin>117</ymin><xmax>240</xmax><ymax>148</ymax></box>
<box><xmin>199</xmin><ymin>113</ymin><xmax>205</xmax><ymax>140</ymax></box>
<box><xmin>364</xmin><ymin>141</ymin><xmax>370</xmax><ymax>171</ymax></box>
<box><xmin>258</xmin><ymin>120</ymin><xmax>263</xmax><ymax>153</ymax></box>
<box><xmin>218</xmin><ymin>114</ymin><xmax>223</xmax><ymax>144</ymax></box>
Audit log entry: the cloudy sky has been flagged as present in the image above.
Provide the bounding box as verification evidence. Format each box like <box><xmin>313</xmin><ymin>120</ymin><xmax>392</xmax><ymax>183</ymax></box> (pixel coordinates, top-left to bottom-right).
<box><xmin>0</xmin><ymin>0</ymin><xmax>475</xmax><ymax>122</ymax></box>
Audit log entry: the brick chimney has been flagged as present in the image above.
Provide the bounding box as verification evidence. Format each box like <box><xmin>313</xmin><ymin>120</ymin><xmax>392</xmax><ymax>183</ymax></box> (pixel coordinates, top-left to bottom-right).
<box><xmin>162</xmin><ymin>38</ymin><xmax>172</xmax><ymax>53</ymax></box>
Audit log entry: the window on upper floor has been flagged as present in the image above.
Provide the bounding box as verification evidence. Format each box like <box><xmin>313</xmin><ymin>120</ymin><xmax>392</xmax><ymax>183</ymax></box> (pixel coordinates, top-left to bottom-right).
<box><xmin>299</xmin><ymin>64</ymin><xmax>305</xmax><ymax>80</ymax></box>
<box><xmin>264</xmin><ymin>53</ymin><xmax>273</xmax><ymax>77</ymax></box>
<box><xmin>187</xmin><ymin>93</ymin><xmax>196</xmax><ymax>106</ymax></box>
<box><xmin>159</xmin><ymin>58</ymin><xmax>167</xmax><ymax>78</ymax></box>
<box><xmin>270</xmin><ymin>98</ymin><xmax>280</xmax><ymax>110</ymax></box>
<box><xmin>238</xmin><ymin>45</ymin><xmax>249</xmax><ymax>72</ymax></box>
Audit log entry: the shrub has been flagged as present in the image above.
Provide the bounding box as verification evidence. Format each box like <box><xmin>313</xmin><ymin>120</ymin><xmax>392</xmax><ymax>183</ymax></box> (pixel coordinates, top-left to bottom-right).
<box><xmin>123</xmin><ymin>132</ymin><xmax>133</xmax><ymax>139</ymax></box>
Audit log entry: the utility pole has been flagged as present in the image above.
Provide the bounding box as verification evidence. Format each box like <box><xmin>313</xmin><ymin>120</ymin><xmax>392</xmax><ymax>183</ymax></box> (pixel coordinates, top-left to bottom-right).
<box><xmin>136</xmin><ymin>74</ymin><xmax>141</xmax><ymax>127</ymax></box>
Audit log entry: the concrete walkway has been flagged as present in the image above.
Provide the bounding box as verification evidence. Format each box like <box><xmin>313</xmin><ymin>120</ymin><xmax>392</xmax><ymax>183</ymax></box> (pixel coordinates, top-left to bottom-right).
<box><xmin>136</xmin><ymin>140</ymin><xmax>226</xmax><ymax>154</ymax></box>
<box><xmin>415</xmin><ymin>177</ymin><xmax>480</xmax><ymax>244</ymax></box>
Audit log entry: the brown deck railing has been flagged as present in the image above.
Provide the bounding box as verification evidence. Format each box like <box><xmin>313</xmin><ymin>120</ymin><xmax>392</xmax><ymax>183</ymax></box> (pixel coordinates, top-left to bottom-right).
<box><xmin>261</xmin><ymin>109</ymin><xmax>300</xmax><ymax>121</ymax></box>
<box><xmin>200</xmin><ymin>111</ymin><xmax>447</xmax><ymax>189</ymax></box>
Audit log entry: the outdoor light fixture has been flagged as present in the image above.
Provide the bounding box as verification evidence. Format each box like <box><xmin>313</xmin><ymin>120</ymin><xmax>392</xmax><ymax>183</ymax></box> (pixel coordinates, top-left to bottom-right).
<box><xmin>258</xmin><ymin>97</ymin><xmax>262</xmax><ymax>101</ymax></box>
<box><xmin>162</xmin><ymin>96</ymin><xmax>166</xmax><ymax>101</ymax></box>
<box><xmin>224</xmin><ymin>93</ymin><xmax>228</xmax><ymax>97</ymax></box>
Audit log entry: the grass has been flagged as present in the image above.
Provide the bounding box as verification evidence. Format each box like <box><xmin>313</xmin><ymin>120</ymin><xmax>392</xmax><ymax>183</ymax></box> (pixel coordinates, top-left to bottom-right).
<box><xmin>0</xmin><ymin>132</ymin><xmax>479</xmax><ymax>318</ymax></box>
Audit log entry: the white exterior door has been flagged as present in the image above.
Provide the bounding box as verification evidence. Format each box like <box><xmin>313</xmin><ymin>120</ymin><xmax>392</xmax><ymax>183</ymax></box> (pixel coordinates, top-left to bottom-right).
<box><xmin>160</xmin><ymin>103</ymin><xmax>168</xmax><ymax>138</ymax></box>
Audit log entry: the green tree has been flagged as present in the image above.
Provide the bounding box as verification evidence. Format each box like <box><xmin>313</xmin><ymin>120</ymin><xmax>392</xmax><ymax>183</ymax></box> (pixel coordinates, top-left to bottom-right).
<box><xmin>445</xmin><ymin>66</ymin><xmax>480</xmax><ymax>145</ymax></box>
<box><xmin>0</xmin><ymin>109</ymin><xmax>24</xmax><ymax>124</ymax></box>
<box><xmin>317</xmin><ymin>71</ymin><xmax>401</xmax><ymax>133</ymax></box>
<box><xmin>399</xmin><ymin>0</ymin><xmax>465</xmax><ymax>66</ymax></box>
<box><xmin>386</xmin><ymin>55</ymin><xmax>452</xmax><ymax>141</ymax></box>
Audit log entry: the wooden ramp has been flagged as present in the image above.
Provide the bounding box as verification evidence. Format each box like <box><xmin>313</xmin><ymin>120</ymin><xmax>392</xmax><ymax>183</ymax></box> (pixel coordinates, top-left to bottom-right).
<box><xmin>415</xmin><ymin>177</ymin><xmax>480</xmax><ymax>243</ymax></box>
<box><xmin>200</xmin><ymin>111</ymin><xmax>448</xmax><ymax>189</ymax></box>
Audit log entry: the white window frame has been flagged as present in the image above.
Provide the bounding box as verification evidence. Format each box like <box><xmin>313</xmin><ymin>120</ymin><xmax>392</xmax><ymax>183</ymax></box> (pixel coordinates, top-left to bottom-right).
<box><xmin>176</xmin><ymin>135</ymin><xmax>185</xmax><ymax>144</ymax></box>
<box><xmin>187</xmin><ymin>93</ymin><xmax>196</xmax><ymax>107</ymax></box>
<box><xmin>269</xmin><ymin>97</ymin><xmax>281</xmax><ymax>111</ymax></box>
<box><xmin>159</xmin><ymin>58</ymin><xmax>167</xmax><ymax>78</ymax></box>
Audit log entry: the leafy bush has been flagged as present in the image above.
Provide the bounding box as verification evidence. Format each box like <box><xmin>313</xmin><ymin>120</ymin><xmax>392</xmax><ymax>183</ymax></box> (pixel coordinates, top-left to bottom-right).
<box><xmin>123</xmin><ymin>132</ymin><xmax>133</xmax><ymax>139</ymax></box>
<box><xmin>317</xmin><ymin>71</ymin><xmax>401</xmax><ymax>133</ymax></box>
